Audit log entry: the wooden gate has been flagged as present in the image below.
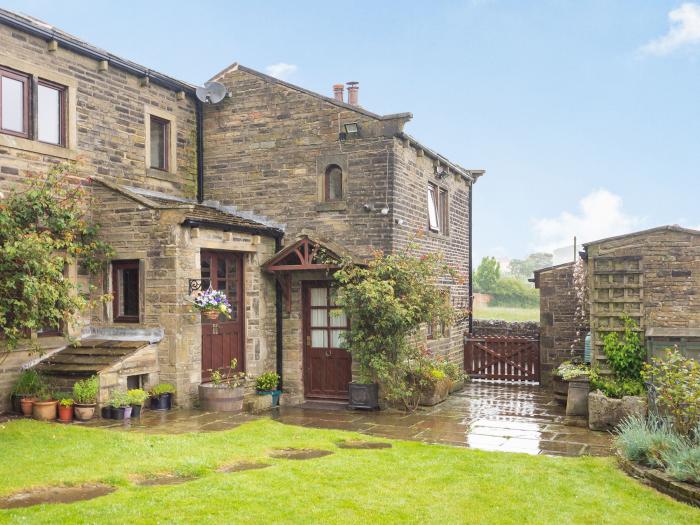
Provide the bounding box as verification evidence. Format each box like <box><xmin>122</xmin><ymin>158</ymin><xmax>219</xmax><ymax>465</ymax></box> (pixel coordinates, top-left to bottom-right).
<box><xmin>464</xmin><ymin>335</ymin><xmax>540</xmax><ymax>382</ymax></box>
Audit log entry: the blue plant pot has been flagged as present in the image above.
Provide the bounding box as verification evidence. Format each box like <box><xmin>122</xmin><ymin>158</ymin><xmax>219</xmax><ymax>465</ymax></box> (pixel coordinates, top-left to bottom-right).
<box><xmin>256</xmin><ymin>389</ymin><xmax>281</xmax><ymax>407</ymax></box>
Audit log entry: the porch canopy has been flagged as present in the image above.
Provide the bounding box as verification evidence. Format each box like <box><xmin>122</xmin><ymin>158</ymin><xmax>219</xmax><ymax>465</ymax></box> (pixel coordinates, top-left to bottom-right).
<box><xmin>262</xmin><ymin>234</ymin><xmax>365</xmax><ymax>312</ymax></box>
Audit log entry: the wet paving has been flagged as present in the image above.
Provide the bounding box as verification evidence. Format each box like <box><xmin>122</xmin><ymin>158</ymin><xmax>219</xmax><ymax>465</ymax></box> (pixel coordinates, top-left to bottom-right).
<box><xmin>81</xmin><ymin>382</ymin><xmax>613</xmax><ymax>457</ymax></box>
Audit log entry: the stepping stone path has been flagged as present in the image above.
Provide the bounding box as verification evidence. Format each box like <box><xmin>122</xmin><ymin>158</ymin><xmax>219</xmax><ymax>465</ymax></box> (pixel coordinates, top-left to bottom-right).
<box><xmin>136</xmin><ymin>475</ymin><xmax>196</xmax><ymax>486</ymax></box>
<box><xmin>0</xmin><ymin>485</ymin><xmax>115</xmax><ymax>509</ymax></box>
<box><xmin>337</xmin><ymin>440</ymin><xmax>392</xmax><ymax>449</ymax></box>
<box><xmin>217</xmin><ymin>462</ymin><xmax>271</xmax><ymax>473</ymax></box>
<box><xmin>269</xmin><ymin>448</ymin><xmax>333</xmax><ymax>460</ymax></box>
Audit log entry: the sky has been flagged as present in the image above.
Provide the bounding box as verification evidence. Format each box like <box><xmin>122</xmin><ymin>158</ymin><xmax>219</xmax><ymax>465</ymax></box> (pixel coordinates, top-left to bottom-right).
<box><xmin>3</xmin><ymin>0</ymin><xmax>698</xmax><ymax>264</ymax></box>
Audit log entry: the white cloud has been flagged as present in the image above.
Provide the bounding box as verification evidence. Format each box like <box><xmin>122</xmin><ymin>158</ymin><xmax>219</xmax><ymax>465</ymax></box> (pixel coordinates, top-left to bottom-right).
<box><xmin>641</xmin><ymin>3</ymin><xmax>700</xmax><ymax>55</ymax></box>
<box><xmin>265</xmin><ymin>63</ymin><xmax>298</xmax><ymax>80</ymax></box>
<box><xmin>531</xmin><ymin>189</ymin><xmax>643</xmax><ymax>252</ymax></box>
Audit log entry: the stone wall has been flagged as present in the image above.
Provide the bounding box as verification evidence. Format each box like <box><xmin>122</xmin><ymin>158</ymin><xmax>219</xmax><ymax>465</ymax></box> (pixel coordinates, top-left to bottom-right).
<box><xmin>585</xmin><ymin>226</ymin><xmax>700</xmax><ymax>363</ymax></box>
<box><xmin>472</xmin><ymin>319</ymin><xmax>540</xmax><ymax>339</ymax></box>
<box><xmin>535</xmin><ymin>262</ymin><xmax>585</xmax><ymax>383</ymax></box>
<box><xmin>391</xmin><ymin>138</ymin><xmax>472</xmax><ymax>365</ymax></box>
<box><xmin>0</xmin><ymin>23</ymin><xmax>197</xmax><ymax>198</ymax></box>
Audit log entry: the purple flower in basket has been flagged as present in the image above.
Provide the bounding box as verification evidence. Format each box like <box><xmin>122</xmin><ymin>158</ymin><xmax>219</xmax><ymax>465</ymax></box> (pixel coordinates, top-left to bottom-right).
<box><xmin>193</xmin><ymin>288</ymin><xmax>232</xmax><ymax>318</ymax></box>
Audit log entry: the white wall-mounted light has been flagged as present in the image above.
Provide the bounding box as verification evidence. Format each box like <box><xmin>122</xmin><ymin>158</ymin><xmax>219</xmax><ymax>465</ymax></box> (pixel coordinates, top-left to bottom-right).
<box><xmin>344</xmin><ymin>123</ymin><xmax>359</xmax><ymax>135</ymax></box>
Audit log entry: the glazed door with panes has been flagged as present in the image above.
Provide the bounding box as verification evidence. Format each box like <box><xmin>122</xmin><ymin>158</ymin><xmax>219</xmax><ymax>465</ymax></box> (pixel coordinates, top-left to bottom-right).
<box><xmin>303</xmin><ymin>282</ymin><xmax>351</xmax><ymax>399</ymax></box>
<box><xmin>200</xmin><ymin>251</ymin><xmax>244</xmax><ymax>382</ymax></box>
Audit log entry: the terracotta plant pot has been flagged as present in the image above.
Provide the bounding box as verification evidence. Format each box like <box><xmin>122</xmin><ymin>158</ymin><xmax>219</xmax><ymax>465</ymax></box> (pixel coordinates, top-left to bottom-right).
<box><xmin>32</xmin><ymin>400</ymin><xmax>58</xmax><ymax>421</ymax></box>
<box><xmin>20</xmin><ymin>397</ymin><xmax>35</xmax><ymax>417</ymax></box>
<box><xmin>202</xmin><ymin>310</ymin><xmax>220</xmax><ymax>321</ymax></box>
<box><xmin>58</xmin><ymin>405</ymin><xmax>74</xmax><ymax>423</ymax></box>
<box><xmin>198</xmin><ymin>384</ymin><xmax>244</xmax><ymax>412</ymax></box>
<box><xmin>74</xmin><ymin>403</ymin><xmax>96</xmax><ymax>421</ymax></box>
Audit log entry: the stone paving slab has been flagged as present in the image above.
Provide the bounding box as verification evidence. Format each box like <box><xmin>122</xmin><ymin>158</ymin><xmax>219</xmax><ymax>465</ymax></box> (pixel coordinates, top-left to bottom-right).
<box><xmin>78</xmin><ymin>382</ymin><xmax>613</xmax><ymax>457</ymax></box>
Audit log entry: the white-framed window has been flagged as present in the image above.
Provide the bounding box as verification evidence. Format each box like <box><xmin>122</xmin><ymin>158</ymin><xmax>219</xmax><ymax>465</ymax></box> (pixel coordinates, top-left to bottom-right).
<box><xmin>428</xmin><ymin>184</ymin><xmax>439</xmax><ymax>232</ymax></box>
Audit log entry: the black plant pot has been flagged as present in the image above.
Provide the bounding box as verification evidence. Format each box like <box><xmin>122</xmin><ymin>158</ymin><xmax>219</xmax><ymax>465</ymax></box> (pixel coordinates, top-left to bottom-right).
<box><xmin>11</xmin><ymin>394</ymin><xmax>23</xmax><ymax>414</ymax></box>
<box><xmin>348</xmin><ymin>382</ymin><xmax>379</xmax><ymax>410</ymax></box>
<box><xmin>131</xmin><ymin>404</ymin><xmax>142</xmax><ymax>418</ymax></box>
<box><xmin>112</xmin><ymin>407</ymin><xmax>126</xmax><ymax>420</ymax></box>
<box><xmin>101</xmin><ymin>406</ymin><xmax>112</xmax><ymax>419</ymax></box>
<box><xmin>150</xmin><ymin>393</ymin><xmax>172</xmax><ymax>411</ymax></box>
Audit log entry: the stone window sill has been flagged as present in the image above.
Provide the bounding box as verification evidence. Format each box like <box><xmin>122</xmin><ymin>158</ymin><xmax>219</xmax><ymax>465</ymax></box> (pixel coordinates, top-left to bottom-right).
<box><xmin>146</xmin><ymin>167</ymin><xmax>177</xmax><ymax>181</ymax></box>
<box><xmin>315</xmin><ymin>201</ymin><xmax>347</xmax><ymax>212</ymax></box>
<box><xmin>0</xmin><ymin>134</ymin><xmax>77</xmax><ymax>160</ymax></box>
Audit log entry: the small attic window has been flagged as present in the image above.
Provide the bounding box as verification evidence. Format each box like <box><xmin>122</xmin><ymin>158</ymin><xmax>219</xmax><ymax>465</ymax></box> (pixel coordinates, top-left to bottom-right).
<box><xmin>325</xmin><ymin>165</ymin><xmax>343</xmax><ymax>201</ymax></box>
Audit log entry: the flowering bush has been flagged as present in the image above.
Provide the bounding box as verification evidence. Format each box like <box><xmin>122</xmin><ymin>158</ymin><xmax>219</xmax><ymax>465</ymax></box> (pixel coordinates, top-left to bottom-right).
<box><xmin>193</xmin><ymin>289</ymin><xmax>232</xmax><ymax>318</ymax></box>
<box><xmin>555</xmin><ymin>361</ymin><xmax>590</xmax><ymax>381</ymax></box>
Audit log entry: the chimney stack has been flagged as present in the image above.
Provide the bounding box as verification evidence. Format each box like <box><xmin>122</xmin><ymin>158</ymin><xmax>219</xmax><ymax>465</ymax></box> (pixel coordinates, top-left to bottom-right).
<box><xmin>332</xmin><ymin>84</ymin><xmax>345</xmax><ymax>102</ymax></box>
<box><xmin>346</xmin><ymin>81</ymin><xmax>359</xmax><ymax>106</ymax></box>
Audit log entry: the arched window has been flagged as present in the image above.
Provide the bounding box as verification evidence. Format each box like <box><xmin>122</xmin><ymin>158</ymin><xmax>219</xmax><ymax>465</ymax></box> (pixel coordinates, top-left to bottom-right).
<box><xmin>324</xmin><ymin>165</ymin><xmax>343</xmax><ymax>201</ymax></box>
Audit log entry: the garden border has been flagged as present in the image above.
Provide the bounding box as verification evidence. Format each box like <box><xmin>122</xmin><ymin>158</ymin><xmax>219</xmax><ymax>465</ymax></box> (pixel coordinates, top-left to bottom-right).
<box><xmin>618</xmin><ymin>457</ymin><xmax>700</xmax><ymax>508</ymax></box>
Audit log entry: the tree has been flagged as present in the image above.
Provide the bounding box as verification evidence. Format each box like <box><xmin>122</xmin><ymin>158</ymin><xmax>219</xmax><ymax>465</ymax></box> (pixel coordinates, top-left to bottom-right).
<box><xmin>474</xmin><ymin>256</ymin><xmax>500</xmax><ymax>293</ymax></box>
<box><xmin>334</xmin><ymin>244</ymin><xmax>462</xmax><ymax>410</ymax></box>
<box><xmin>509</xmin><ymin>252</ymin><xmax>553</xmax><ymax>282</ymax></box>
<box><xmin>0</xmin><ymin>163</ymin><xmax>112</xmax><ymax>352</ymax></box>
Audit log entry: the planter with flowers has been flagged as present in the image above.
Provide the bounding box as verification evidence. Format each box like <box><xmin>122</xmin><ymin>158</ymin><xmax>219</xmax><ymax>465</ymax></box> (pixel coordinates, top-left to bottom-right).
<box><xmin>73</xmin><ymin>375</ymin><xmax>99</xmax><ymax>421</ymax></box>
<box><xmin>255</xmin><ymin>372</ymin><xmax>281</xmax><ymax>407</ymax></box>
<box><xmin>150</xmin><ymin>383</ymin><xmax>176</xmax><ymax>410</ymax></box>
<box><xmin>193</xmin><ymin>288</ymin><xmax>232</xmax><ymax>321</ymax></box>
<box><xmin>199</xmin><ymin>359</ymin><xmax>246</xmax><ymax>413</ymax></box>
<box><xmin>127</xmin><ymin>388</ymin><xmax>149</xmax><ymax>417</ymax></box>
<box><xmin>58</xmin><ymin>398</ymin><xmax>74</xmax><ymax>423</ymax></box>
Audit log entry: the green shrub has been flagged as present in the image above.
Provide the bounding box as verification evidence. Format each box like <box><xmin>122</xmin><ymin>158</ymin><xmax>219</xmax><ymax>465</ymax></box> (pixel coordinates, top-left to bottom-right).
<box><xmin>126</xmin><ymin>388</ymin><xmax>149</xmax><ymax>406</ymax></box>
<box><xmin>109</xmin><ymin>391</ymin><xmax>129</xmax><ymax>408</ymax></box>
<box><xmin>601</xmin><ymin>317</ymin><xmax>645</xmax><ymax>381</ymax></box>
<box><xmin>555</xmin><ymin>361</ymin><xmax>590</xmax><ymax>381</ymax></box>
<box><xmin>615</xmin><ymin>414</ymin><xmax>689</xmax><ymax>469</ymax></box>
<box><xmin>642</xmin><ymin>348</ymin><xmax>700</xmax><ymax>436</ymax></box>
<box><xmin>150</xmin><ymin>383</ymin><xmax>176</xmax><ymax>396</ymax></box>
<box><xmin>59</xmin><ymin>398</ymin><xmax>74</xmax><ymax>407</ymax></box>
<box><xmin>12</xmin><ymin>369</ymin><xmax>43</xmax><ymax>396</ymax></box>
<box><xmin>589</xmin><ymin>369</ymin><xmax>644</xmax><ymax>398</ymax></box>
<box><xmin>72</xmin><ymin>376</ymin><xmax>98</xmax><ymax>404</ymax></box>
<box><xmin>662</xmin><ymin>445</ymin><xmax>700</xmax><ymax>484</ymax></box>
<box><xmin>489</xmin><ymin>277</ymin><xmax>539</xmax><ymax>308</ymax></box>
<box><xmin>255</xmin><ymin>372</ymin><xmax>280</xmax><ymax>391</ymax></box>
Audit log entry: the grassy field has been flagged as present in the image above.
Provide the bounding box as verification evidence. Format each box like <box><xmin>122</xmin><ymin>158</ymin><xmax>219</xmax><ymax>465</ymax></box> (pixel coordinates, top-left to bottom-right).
<box><xmin>473</xmin><ymin>305</ymin><xmax>540</xmax><ymax>322</ymax></box>
<box><xmin>0</xmin><ymin>419</ymin><xmax>697</xmax><ymax>524</ymax></box>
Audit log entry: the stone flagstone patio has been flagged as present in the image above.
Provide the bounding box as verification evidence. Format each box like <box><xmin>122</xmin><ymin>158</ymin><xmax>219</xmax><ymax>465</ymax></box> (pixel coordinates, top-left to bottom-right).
<box><xmin>83</xmin><ymin>382</ymin><xmax>612</xmax><ymax>457</ymax></box>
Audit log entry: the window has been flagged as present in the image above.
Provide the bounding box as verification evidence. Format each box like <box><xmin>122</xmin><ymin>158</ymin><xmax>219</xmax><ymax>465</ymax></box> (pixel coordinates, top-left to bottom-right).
<box><xmin>324</xmin><ymin>164</ymin><xmax>343</xmax><ymax>201</ymax></box>
<box><xmin>37</xmin><ymin>80</ymin><xmax>65</xmax><ymax>145</ymax></box>
<box><xmin>427</xmin><ymin>183</ymin><xmax>448</xmax><ymax>234</ymax></box>
<box><xmin>0</xmin><ymin>67</ymin><xmax>29</xmax><ymax>138</ymax></box>
<box><xmin>112</xmin><ymin>260</ymin><xmax>140</xmax><ymax>323</ymax></box>
<box><xmin>149</xmin><ymin>115</ymin><xmax>169</xmax><ymax>170</ymax></box>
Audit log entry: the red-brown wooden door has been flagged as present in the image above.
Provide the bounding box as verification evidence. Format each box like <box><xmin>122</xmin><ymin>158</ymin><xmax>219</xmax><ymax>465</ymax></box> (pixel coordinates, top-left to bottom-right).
<box><xmin>303</xmin><ymin>282</ymin><xmax>351</xmax><ymax>400</ymax></box>
<box><xmin>201</xmin><ymin>251</ymin><xmax>244</xmax><ymax>382</ymax></box>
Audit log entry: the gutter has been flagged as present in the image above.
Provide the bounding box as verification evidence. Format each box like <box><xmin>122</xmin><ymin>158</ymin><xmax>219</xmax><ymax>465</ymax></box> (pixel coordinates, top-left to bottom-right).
<box><xmin>468</xmin><ymin>179</ymin><xmax>474</xmax><ymax>335</ymax></box>
<box><xmin>182</xmin><ymin>219</ymin><xmax>284</xmax><ymax>239</ymax></box>
<box><xmin>196</xmin><ymin>99</ymin><xmax>204</xmax><ymax>203</ymax></box>
<box><xmin>274</xmin><ymin>237</ymin><xmax>284</xmax><ymax>391</ymax></box>
<box><xmin>0</xmin><ymin>11</ymin><xmax>195</xmax><ymax>94</ymax></box>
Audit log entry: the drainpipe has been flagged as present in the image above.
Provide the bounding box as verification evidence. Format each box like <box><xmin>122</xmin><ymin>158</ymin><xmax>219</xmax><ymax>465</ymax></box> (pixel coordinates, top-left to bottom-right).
<box><xmin>195</xmin><ymin>98</ymin><xmax>204</xmax><ymax>203</ymax></box>
<box><xmin>275</xmin><ymin>237</ymin><xmax>284</xmax><ymax>390</ymax></box>
<box><xmin>468</xmin><ymin>179</ymin><xmax>474</xmax><ymax>335</ymax></box>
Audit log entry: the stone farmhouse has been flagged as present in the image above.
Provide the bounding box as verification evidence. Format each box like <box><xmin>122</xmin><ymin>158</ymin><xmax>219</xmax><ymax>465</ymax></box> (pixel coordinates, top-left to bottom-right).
<box><xmin>0</xmin><ymin>9</ymin><xmax>484</xmax><ymax>409</ymax></box>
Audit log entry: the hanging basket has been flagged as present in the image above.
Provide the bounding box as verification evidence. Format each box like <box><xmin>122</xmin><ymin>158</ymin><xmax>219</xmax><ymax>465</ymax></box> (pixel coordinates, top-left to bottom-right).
<box><xmin>202</xmin><ymin>310</ymin><xmax>220</xmax><ymax>321</ymax></box>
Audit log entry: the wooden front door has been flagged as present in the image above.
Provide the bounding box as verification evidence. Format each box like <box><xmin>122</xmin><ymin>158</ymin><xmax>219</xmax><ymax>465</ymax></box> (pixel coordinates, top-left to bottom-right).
<box><xmin>303</xmin><ymin>282</ymin><xmax>351</xmax><ymax>399</ymax></box>
<box><xmin>201</xmin><ymin>251</ymin><xmax>244</xmax><ymax>382</ymax></box>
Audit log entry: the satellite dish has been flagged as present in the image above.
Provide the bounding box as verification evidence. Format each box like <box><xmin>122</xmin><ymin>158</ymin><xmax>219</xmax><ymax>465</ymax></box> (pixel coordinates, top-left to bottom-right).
<box><xmin>195</xmin><ymin>81</ymin><xmax>228</xmax><ymax>104</ymax></box>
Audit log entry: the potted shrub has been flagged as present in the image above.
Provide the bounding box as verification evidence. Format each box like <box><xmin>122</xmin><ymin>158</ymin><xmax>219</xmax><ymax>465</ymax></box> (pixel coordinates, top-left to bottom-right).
<box><xmin>334</xmin><ymin>245</ymin><xmax>459</xmax><ymax>411</ymax></box>
<box><xmin>192</xmin><ymin>288</ymin><xmax>232</xmax><ymax>321</ymax></box>
<box><xmin>12</xmin><ymin>369</ymin><xmax>42</xmax><ymax>416</ymax></box>
<box><xmin>255</xmin><ymin>371</ymin><xmax>281</xmax><ymax>407</ymax></box>
<box><xmin>588</xmin><ymin>317</ymin><xmax>647</xmax><ymax>431</ymax></box>
<box><xmin>150</xmin><ymin>383</ymin><xmax>176</xmax><ymax>410</ymax></box>
<box><xmin>58</xmin><ymin>398</ymin><xmax>74</xmax><ymax>423</ymax></box>
<box><xmin>199</xmin><ymin>359</ymin><xmax>246</xmax><ymax>412</ymax></box>
<box><xmin>32</xmin><ymin>386</ymin><xmax>58</xmax><ymax>421</ymax></box>
<box><xmin>127</xmin><ymin>388</ymin><xmax>149</xmax><ymax>418</ymax></box>
<box><xmin>109</xmin><ymin>391</ymin><xmax>130</xmax><ymax>420</ymax></box>
<box><xmin>73</xmin><ymin>375</ymin><xmax>99</xmax><ymax>421</ymax></box>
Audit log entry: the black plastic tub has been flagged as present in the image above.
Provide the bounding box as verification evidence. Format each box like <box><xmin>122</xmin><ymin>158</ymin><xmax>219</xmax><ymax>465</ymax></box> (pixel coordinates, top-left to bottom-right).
<box><xmin>150</xmin><ymin>393</ymin><xmax>172</xmax><ymax>411</ymax></box>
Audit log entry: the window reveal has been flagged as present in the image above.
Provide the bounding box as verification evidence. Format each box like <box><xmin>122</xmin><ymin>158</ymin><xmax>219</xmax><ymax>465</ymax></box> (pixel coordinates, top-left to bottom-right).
<box><xmin>0</xmin><ymin>67</ymin><xmax>29</xmax><ymax>137</ymax></box>
<box><xmin>113</xmin><ymin>261</ymin><xmax>140</xmax><ymax>323</ymax></box>
<box><xmin>149</xmin><ymin>116</ymin><xmax>170</xmax><ymax>170</ymax></box>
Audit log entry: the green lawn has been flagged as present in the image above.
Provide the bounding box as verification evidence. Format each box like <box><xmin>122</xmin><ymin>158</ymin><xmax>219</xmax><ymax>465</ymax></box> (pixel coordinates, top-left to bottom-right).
<box><xmin>0</xmin><ymin>419</ymin><xmax>697</xmax><ymax>524</ymax></box>
<box><xmin>474</xmin><ymin>305</ymin><xmax>540</xmax><ymax>322</ymax></box>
